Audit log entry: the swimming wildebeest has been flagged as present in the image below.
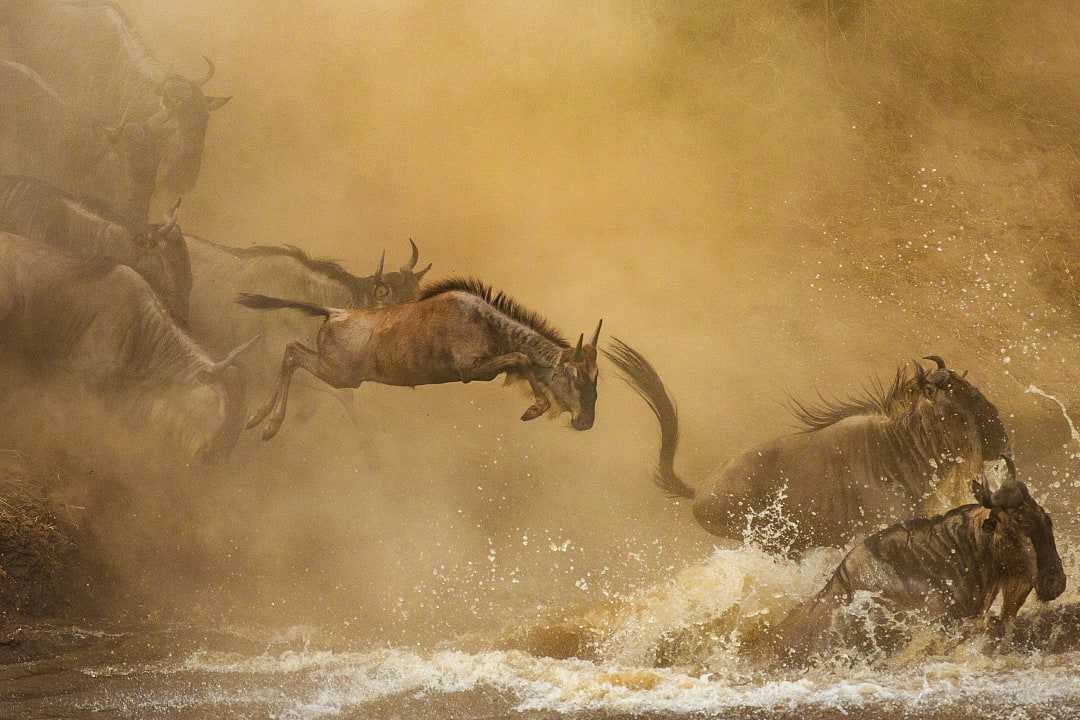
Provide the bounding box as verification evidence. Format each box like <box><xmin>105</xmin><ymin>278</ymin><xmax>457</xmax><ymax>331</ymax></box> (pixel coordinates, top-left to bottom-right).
<box><xmin>604</xmin><ymin>339</ymin><xmax>1011</xmax><ymax>553</ymax></box>
<box><xmin>186</xmin><ymin>236</ymin><xmax>431</xmax><ymax>422</ymax></box>
<box><xmin>237</xmin><ymin>277</ymin><xmax>602</xmax><ymax>440</ymax></box>
<box><xmin>0</xmin><ymin>60</ymin><xmax>153</xmax><ymax>214</ymax></box>
<box><xmin>0</xmin><ymin>232</ymin><xmax>254</xmax><ymax>462</ymax></box>
<box><xmin>0</xmin><ymin>175</ymin><xmax>192</xmax><ymax>321</ymax></box>
<box><xmin>2</xmin><ymin>0</ymin><xmax>231</xmax><ymax>220</ymax></box>
<box><xmin>767</xmin><ymin>456</ymin><xmax>1066</xmax><ymax>664</ymax></box>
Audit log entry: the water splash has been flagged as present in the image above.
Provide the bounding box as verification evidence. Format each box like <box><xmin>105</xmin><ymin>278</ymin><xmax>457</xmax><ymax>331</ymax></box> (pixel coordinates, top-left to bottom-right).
<box><xmin>1025</xmin><ymin>385</ymin><xmax>1080</xmax><ymax>450</ymax></box>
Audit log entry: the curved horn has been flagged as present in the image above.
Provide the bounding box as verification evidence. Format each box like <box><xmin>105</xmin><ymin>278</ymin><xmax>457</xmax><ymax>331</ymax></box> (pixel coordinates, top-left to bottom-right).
<box><xmin>573</xmin><ymin>333</ymin><xmax>585</xmax><ymax>361</ymax></box>
<box><xmin>158</xmin><ymin>198</ymin><xmax>182</xmax><ymax>236</ymax></box>
<box><xmin>401</xmin><ymin>238</ymin><xmax>419</xmax><ymax>272</ymax></box>
<box><xmin>991</xmin><ymin>455</ymin><xmax>1025</xmax><ymax>508</ymax></box>
<box><xmin>913</xmin><ymin>359</ymin><xmax>928</xmax><ymax>384</ymax></box>
<box><xmin>207</xmin><ymin>334</ymin><xmax>260</xmax><ymax>376</ymax></box>
<box><xmin>195</xmin><ymin>55</ymin><xmax>216</xmax><ymax>87</ymax></box>
<box><xmin>414</xmin><ymin>262</ymin><xmax>432</xmax><ymax>282</ymax></box>
<box><xmin>374</xmin><ymin>250</ymin><xmax>385</xmax><ymax>282</ymax></box>
<box><xmin>923</xmin><ymin>355</ymin><xmax>946</xmax><ymax>370</ymax></box>
<box><xmin>590</xmin><ymin>318</ymin><xmax>603</xmax><ymax>347</ymax></box>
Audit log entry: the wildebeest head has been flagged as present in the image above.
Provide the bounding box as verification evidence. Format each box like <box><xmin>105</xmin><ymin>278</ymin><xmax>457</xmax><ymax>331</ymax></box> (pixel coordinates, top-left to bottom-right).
<box><xmin>549</xmin><ymin>320</ymin><xmax>602</xmax><ymax>431</ymax></box>
<box><xmin>915</xmin><ymin>355</ymin><xmax>1010</xmax><ymax>459</ymax></box>
<box><xmin>359</xmin><ymin>239</ymin><xmax>432</xmax><ymax>307</ymax></box>
<box><xmin>109</xmin><ymin>58</ymin><xmax>230</xmax><ymax>196</ymax></box>
<box><xmin>974</xmin><ymin>456</ymin><xmax>1066</xmax><ymax>602</ymax></box>
<box><xmin>127</xmin><ymin>199</ymin><xmax>193</xmax><ymax>321</ymax></box>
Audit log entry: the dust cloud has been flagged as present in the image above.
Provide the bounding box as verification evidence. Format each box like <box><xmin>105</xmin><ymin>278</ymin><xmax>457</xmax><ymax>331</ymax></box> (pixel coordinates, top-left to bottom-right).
<box><xmin>4</xmin><ymin>0</ymin><xmax>1080</xmax><ymax>646</ymax></box>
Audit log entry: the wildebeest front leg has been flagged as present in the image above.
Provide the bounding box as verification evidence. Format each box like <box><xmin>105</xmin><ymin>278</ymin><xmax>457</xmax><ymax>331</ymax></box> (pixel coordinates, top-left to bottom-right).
<box><xmin>520</xmin><ymin>371</ymin><xmax>551</xmax><ymax>421</ymax></box>
<box><xmin>457</xmin><ymin>352</ymin><xmax>530</xmax><ymax>383</ymax></box>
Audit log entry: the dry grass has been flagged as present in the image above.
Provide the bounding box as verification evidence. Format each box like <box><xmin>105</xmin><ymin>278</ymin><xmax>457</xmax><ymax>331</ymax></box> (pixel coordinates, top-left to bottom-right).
<box><xmin>0</xmin><ymin>450</ymin><xmax>77</xmax><ymax>617</ymax></box>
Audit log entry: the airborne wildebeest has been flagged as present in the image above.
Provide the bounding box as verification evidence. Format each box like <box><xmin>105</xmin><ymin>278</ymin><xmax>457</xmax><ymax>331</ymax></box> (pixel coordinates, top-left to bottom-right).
<box><xmin>237</xmin><ymin>277</ymin><xmax>602</xmax><ymax>440</ymax></box>
<box><xmin>0</xmin><ymin>175</ymin><xmax>192</xmax><ymax>321</ymax></box>
<box><xmin>767</xmin><ymin>456</ymin><xmax>1066</xmax><ymax>664</ymax></box>
<box><xmin>0</xmin><ymin>59</ymin><xmax>154</xmax><ymax>214</ymax></box>
<box><xmin>185</xmin><ymin>236</ymin><xmax>431</xmax><ymax>420</ymax></box>
<box><xmin>2</xmin><ymin>0</ymin><xmax>231</xmax><ymax>220</ymax></box>
<box><xmin>604</xmin><ymin>339</ymin><xmax>1011</xmax><ymax>554</ymax></box>
<box><xmin>0</xmin><ymin>232</ymin><xmax>254</xmax><ymax>462</ymax></box>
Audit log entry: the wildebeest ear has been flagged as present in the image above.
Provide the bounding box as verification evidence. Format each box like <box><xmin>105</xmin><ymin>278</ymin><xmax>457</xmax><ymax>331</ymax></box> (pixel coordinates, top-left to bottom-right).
<box><xmin>206</xmin><ymin>96</ymin><xmax>232</xmax><ymax>111</ymax></box>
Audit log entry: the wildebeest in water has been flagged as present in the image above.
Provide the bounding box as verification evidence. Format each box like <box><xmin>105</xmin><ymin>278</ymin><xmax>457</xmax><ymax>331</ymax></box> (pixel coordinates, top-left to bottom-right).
<box><xmin>605</xmin><ymin>339</ymin><xmax>1011</xmax><ymax>553</ymax></box>
<box><xmin>1</xmin><ymin>0</ymin><xmax>231</xmax><ymax>220</ymax></box>
<box><xmin>767</xmin><ymin>456</ymin><xmax>1066</xmax><ymax>664</ymax></box>
<box><xmin>237</xmin><ymin>277</ymin><xmax>602</xmax><ymax>439</ymax></box>
<box><xmin>0</xmin><ymin>175</ymin><xmax>192</xmax><ymax>321</ymax></box>
<box><xmin>0</xmin><ymin>232</ymin><xmax>255</xmax><ymax>463</ymax></box>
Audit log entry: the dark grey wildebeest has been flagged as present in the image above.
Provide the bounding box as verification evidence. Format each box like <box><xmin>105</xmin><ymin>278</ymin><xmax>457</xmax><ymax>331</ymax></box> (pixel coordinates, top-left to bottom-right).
<box><xmin>0</xmin><ymin>175</ymin><xmax>192</xmax><ymax>321</ymax></box>
<box><xmin>605</xmin><ymin>339</ymin><xmax>1011</xmax><ymax>554</ymax></box>
<box><xmin>0</xmin><ymin>232</ymin><xmax>254</xmax><ymax>462</ymax></box>
<box><xmin>238</xmin><ymin>277</ymin><xmax>601</xmax><ymax>440</ymax></box>
<box><xmin>767</xmin><ymin>456</ymin><xmax>1065</xmax><ymax>665</ymax></box>
<box><xmin>2</xmin><ymin>0</ymin><xmax>231</xmax><ymax>220</ymax></box>
<box><xmin>0</xmin><ymin>60</ymin><xmax>154</xmax><ymax>214</ymax></box>
<box><xmin>186</xmin><ymin>236</ymin><xmax>431</xmax><ymax>421</ymax></box>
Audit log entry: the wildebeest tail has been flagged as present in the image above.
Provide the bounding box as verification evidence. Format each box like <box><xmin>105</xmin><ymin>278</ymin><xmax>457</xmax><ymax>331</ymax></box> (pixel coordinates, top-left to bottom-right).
<box><xmin>236</xmin><ymin>293</ymin><xmax>333</xmax><ymax>317</ymax></box>
<box><xmin>602</xmin><ymin>337</ymin><xmax>695</xmax><ymax>500</ymax></box>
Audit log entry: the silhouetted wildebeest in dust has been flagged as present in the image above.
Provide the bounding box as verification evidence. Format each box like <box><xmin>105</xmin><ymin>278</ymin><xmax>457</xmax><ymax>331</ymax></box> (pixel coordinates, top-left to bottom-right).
<box><xmin>0</xmin><ymin>232</ymin><xmax>255</xmax><ymax>462</ymax></box>
<box><xmin>605</xmin><ymin>339</ymin><xmax>1011</xmax><ymax>553</ymax></box>
<box><xmin>1</xmin><ymin>0</ymin><xmax>231</xmax><ymax>220</ymax></box>
<box><xmin>237</xmin><ymin>277</ymin><xmax>601</xmax><ymax>440</ymax></box>
<box><xmin>0</xmin><ymin>175</ymin><xmax>192</xmax><ymax>321</ymax></box>
<box><xmin>766</xmin><ymin>456</ymin><xmax>1065</xmax><ymax>665</ymax></box>
<box><xmin>0</xmin><ymin>60</ymin><xmax>155</xmax><ymax>214</ymax></box>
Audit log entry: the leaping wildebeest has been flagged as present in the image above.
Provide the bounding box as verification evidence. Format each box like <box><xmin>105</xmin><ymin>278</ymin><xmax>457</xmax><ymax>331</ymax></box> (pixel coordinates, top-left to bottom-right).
<box><xmin>605</xmin><ymin>339</ymin><xmax>1011</xmax><ymax>554</ymax></box>
<box><xmin>237</xmin><ymin>277</ymin><xmax>602</xmax><ymax>440</ymax></box>
<box><xmin>0</xmin><ymin>232</ymin><xmax>254</xmax><ymax>463</ymax></box>
<box><xmin>0</xmin><ymin>175</ymin><xmax>192</xmax><ymax>321</ymax></box>
<box><xmin>1</xmin><ymin>0</ymin><xmax>231</xmax><ymax>220</ymax></box>
<box><xmin>185</xmin><ymin>236</ymin><xmax>431</xmax><ymax>423</ymax></box>
<box><xmin>768</xmin><ymin>456</ymin><xmax>1066</xmax><ymax>664</ymax></box>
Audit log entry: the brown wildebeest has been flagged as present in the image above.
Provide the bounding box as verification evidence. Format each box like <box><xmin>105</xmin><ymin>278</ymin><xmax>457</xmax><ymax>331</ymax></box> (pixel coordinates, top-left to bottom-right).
<box><xmin>237</xmin><ymin>277</ymin><xmax>602</xmax><ymax>439</ymax></box>
<box><xmin>0</xmin><ymin>232</ymin><xmax>254</xmax><ymax>463</ymax></box>
<box><xmin>2</xmin><ymin>0</ymin><xmax>232</xmax><ymax>221</ymax></box>
<box><xmin>767</xmin><ymin>456</ymin><xmax>1066</xmax><ymax>665</ymax></box>
<box><xmin>605</xmin><ymin>339</ymin><xmax>1011</xmax><ymax>554</ymax></box>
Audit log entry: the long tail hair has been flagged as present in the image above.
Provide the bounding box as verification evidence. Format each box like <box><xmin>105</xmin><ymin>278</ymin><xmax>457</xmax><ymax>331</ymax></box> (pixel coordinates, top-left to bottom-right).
<box><xmin>602</xmin><ymin>338</ymin><xmax>695</xmax><ymax>500</ymax></box>
<box><xmin>235</xmin><ymin>293</ymin><xmax>333</xmax><ymax>318</ymax></box>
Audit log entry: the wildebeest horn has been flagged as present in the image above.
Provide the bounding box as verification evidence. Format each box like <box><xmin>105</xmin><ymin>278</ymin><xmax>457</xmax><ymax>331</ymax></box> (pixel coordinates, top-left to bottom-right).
<box><xmin>195</xmin><ymin>55</ymin><xmax>216</xmax><ymax>87</ymax></box>
<box><xmin>159</xmin><ymin>198</ymin><xmax>182</xmax><ymax>235</ymax></box>
<box><xmin>913</xmin><ymin>360</ymin><xmax>928</xmax><ymax>384</ymax></box>
<box><xmin>415</xmin><ymin>262</ymin><xmax>432</xmax><ymax>281</ymax></box>
<box><xmin>923</xmin><ymin>355</ymin><xmax>946</xmax><ymax>370</ymax></box>
<box><xmin>590</xmin><ymin>319</ymin><xmax>603</xmax><ymax>347</ymax></box>
<box><xmin>401</xmin><ymin>239</ymin><xmax>419</xmax><ymax>272</ymax></box>
<box><xmin>208</xmin><ymin>335</ymin><xmax>260</xmax><ymax>375</ymax></box>
<box><xmin>574</xmin><ymin>334</ymin><xmax>585</xmax><ymax>361</ymax></box>
<box><xmin>374</xmin><ymin>251</ymin><xmax>385</xmax><ymax>282</ymax></box>
<box><xmin>991</xmin><ymin>455</ymin><xmax>1026</xmax><ymax>508</ymax></box>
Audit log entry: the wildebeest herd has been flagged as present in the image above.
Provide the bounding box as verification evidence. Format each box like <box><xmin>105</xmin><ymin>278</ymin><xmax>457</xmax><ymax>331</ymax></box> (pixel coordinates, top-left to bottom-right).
<box><xmin>0</xmin><ymin>0</ymin><xmax>1066</xmax><ymax>664</ymax></box>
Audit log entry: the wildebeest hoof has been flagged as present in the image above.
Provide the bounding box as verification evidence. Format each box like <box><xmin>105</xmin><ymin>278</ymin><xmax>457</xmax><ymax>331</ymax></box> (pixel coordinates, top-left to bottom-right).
<box><xmin>521</xmin><ymin>404</ymin><xmax>546</xmax><ymax>421</ymax></box>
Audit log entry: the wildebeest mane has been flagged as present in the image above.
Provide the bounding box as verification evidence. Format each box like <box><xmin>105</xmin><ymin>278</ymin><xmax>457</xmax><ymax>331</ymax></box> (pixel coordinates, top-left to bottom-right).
<box><xmin>0</xmin><ymin>175</ymin><xmax>139</xmax><ymax>229</ymax></box>
<box><xmin>188</xmin><ymin>235</ymin><xmax>365</xmax><ymax>288</ymax></box>
<box><xmin>788</xmin><ymin>367</ymin><xmax>913</xmax><ymax>432</ymax></box>
<box><xmin>420</xmin><ymin>277</ymin><xmax>570</xmax><ymax>348</ymax></box>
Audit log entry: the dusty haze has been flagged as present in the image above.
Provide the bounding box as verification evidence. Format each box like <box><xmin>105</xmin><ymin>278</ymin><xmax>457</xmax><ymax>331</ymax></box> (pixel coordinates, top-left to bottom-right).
<box><xmin>4</xmin><ymin>0</ymin><xmax>1080</xmax><ymax>645</ymax></box>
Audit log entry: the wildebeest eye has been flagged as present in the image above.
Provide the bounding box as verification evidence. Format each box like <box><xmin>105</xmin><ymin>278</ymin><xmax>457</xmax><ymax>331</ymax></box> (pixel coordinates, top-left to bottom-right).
<box><xmin>374</xmin><ymin>284</ymin><xmax>390</xmax><ymax>299</ymax></box>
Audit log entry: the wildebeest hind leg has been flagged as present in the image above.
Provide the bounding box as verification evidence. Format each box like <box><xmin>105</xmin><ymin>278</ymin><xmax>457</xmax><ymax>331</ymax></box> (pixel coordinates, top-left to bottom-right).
<box><xmin>262</xmin><ymin>342</ymin><xmax>334</xmax><ymax>440</ymax></box>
